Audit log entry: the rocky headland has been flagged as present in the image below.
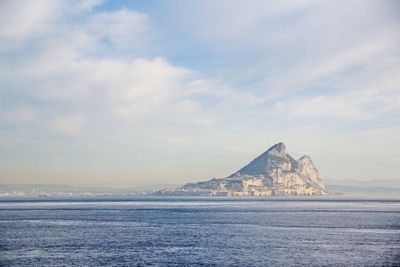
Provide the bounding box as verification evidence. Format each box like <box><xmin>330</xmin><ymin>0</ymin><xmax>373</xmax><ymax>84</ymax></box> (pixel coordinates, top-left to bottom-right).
<box><xmin>157</xmin><ymin>143</ymin><xmax>326</xmax><ymax>196</ymax></box>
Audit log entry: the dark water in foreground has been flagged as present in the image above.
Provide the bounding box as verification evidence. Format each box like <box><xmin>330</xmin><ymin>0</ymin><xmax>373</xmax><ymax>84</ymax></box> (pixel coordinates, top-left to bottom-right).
<box><xmin>0</xmin><ymin>196</ymin><xmax>399</xmax><ymax>266</ymax></box>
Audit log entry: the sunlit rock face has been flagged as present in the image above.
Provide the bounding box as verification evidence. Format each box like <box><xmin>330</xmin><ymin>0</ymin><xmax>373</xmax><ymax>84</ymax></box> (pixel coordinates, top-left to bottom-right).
<box><xmin>297</xmin><ymin>155</ymin><xmax>326</xmax><ymax>190</ymax></box>
<box><xmin>158</xmin><ymin>143</ymin><xmax>327</xmax><ymax>196</ymax></box>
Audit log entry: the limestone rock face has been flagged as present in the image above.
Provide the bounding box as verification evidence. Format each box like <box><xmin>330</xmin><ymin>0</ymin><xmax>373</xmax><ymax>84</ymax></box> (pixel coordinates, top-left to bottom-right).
<box><xmin>158</xmin><ymin>143</ymin><xmax>327</xmax><ymax>196</ymax></box>
<box><xmin>297</xmin><ymin>155</ymin><xmax>325</xmax><ymax>190</ymax></box>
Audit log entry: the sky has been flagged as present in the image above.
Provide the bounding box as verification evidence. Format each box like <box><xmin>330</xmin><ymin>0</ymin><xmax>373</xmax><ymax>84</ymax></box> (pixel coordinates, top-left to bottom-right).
<box><xmin>0</xmin><ymin>0</ymin><xmax>399</xmax><ymax>187</ymax></box>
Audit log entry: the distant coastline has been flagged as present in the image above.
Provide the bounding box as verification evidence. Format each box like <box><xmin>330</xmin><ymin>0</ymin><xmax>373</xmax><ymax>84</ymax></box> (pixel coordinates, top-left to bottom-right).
<box><xmin>2</xmin><ymin>179</ymin><xmax>400</xmax><ymax>198</ymax></box>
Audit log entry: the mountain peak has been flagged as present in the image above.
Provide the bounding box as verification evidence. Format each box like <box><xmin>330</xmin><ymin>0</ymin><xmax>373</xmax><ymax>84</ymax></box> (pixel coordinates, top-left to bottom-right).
<box><xmin>265</xmin><ymin>142</ymin><xmax>286</xmax><ymax>158</ymax></box>
<box><xmin>228</xmin><ymin>142</ymin><xmax>289</xmax><ymax>177</ymax></box>
<box><xmin>159</xmin><ymin>143</ymin><xmax>326</xmax><ymax>196</ymax></box>
<box><xmin>269</xmin><ymin>142</ymin><xmax>285</xmax><ymax>152</ymax></box>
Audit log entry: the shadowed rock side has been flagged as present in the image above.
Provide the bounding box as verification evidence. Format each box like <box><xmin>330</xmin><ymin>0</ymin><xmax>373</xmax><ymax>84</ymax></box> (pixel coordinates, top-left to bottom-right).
<box><xmin>157</xmin><ymin>143</ymin><xmax>326</xmax><ymax>196</ymax></box>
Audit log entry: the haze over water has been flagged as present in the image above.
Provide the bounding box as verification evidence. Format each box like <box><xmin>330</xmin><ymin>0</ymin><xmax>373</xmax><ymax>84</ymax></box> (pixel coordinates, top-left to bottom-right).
<box><xmin>1</xmin><ymin>197</ymin><xmax>399</xmax><ymax>266</ymax></box>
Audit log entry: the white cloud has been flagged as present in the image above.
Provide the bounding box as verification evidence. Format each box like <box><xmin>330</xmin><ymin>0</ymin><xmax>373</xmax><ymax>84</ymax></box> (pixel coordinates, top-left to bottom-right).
<box><xmin>275</xmin><ymin>96</ymin><xmax>366</xmax><ymax>119</ymax></box>
<box><xmin>0</xmin><ymin>0</ymin><xmax>61</xmax><ymax>49</ymax></box>
<box><xmin>165</xmin><ymin>1</ymin><xmax>400</xmax><ymax>103</ymax></box>
<box><xmin>0</xmin><ymin>1</ymin><xmax>399</xmax><ymax>185</ymax></box>
<box><xmin>86</xmin><ymin>9</ymin><xmax>151</xmax><ymax>49</ymax></box>
<box><xmin>0</xmin><ymin>2</ymin><xmax>220</xmax><ymax>137</ymax></box>
<box><xmin>2</xmin><ymin>0</ymin><xmax>398</xmax><ymax>136</ymax></box>
<box><xmin>71</xmin><ymin>0</ymin><xmax>104</xmax><ymax>11</ymax></box>
<box><xmin>272</xmin><ymin>37</ymin><xmax>400</xmax><ymax>120</ymax></box>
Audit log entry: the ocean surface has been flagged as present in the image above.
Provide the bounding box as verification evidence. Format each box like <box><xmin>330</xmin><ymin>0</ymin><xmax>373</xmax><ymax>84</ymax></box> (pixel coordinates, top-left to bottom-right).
<box><xmin>0</xmin><ymin>196</ymin><xmax>399</xmax><ymax>266</ymax></box>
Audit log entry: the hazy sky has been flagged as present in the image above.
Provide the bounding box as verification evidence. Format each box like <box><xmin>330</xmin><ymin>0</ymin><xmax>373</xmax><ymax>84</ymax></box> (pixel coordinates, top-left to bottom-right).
<box><xmin>0</xmin><ymin>0</ymin><xmax>399</xmax><ymax>187</ymax></box>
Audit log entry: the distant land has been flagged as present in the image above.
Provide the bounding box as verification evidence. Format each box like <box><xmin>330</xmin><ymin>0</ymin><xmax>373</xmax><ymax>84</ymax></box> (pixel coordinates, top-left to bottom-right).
<box><xmin>156</xmin><ymin>143</ymin><xmax>327</xmax><ymax>196</ymax></box>
<box><xmin>0</xmin><ymin>183</ymin><xmax>176</xmax><ymax>197</ymax></box>
<box><xmin>1</xmin><ymin>180</ymin><xmax>400</xmax><ymax>198</ymax></box>
<box><xmin>325</xmin><ymin>178</ymin><xmax>400</xmax><ymax>196</ymax></box>
<box><xmin>1</xmin><ymin>142</ymin><xmax>399</xmax><ymax>197</ymax></box>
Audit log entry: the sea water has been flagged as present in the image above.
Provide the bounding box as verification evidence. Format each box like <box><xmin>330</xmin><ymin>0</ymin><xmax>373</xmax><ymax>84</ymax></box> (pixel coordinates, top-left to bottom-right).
<box><xmin>1</xmin><ymin>196</ymin><xmax>399</xmax><ymax>266</ymax></box>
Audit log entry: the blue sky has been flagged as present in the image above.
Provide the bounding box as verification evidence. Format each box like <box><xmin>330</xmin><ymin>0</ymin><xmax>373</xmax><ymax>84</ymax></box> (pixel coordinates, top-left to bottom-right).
<box><xmin>0</xmin><ymin>0</ymin><xmax>399</xmax><ymax>187</ymax></box>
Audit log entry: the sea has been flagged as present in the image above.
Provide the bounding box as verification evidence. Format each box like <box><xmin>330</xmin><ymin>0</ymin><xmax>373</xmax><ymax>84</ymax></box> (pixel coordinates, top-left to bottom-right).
<box><xmin>0</xmin><ymin>196</ymin><xmax>399</xmax><ymax>266</ymax></box>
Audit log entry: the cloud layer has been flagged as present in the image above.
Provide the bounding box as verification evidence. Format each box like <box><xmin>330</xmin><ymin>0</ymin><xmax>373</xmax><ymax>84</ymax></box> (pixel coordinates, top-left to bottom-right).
<box><xmin>0</xmin><ymin>0</ymin><xmax>399</xmax><ymax>186</ymax></box>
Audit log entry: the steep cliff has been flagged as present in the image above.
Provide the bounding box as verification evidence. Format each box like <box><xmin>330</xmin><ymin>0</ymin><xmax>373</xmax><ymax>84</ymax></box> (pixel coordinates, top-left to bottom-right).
<box><xmin>159</xmin><ymin>143</ymin><xmax>327</xmax><ymax>196</ymax></box>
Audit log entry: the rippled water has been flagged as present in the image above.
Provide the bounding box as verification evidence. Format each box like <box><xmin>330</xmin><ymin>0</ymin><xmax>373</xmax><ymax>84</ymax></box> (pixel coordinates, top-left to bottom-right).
<box><xmin>1</xmin><ymin>196</ymin><xmax>399</xmax><ymax>266</ymax></box>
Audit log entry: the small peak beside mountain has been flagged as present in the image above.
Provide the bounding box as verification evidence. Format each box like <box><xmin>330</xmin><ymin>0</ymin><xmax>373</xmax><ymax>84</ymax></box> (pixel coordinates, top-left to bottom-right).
<box><xmin>298</xmin><ymin>155</ymin><xmax>312</xmax><ymax>162</ymax></box>
<box><xmin>298</xmin><ymin>155</ymin><xmax>317</xmax><ymax>170</ymax></box>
